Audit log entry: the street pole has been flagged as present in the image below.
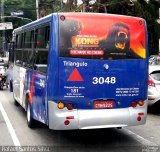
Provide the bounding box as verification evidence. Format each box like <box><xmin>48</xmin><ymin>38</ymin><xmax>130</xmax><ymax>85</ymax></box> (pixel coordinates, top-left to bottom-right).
<box><xmin>1</xmin><ymin>0</ymin><xmax>5</xmax><ymax>56</ymax></box>
<box><xmin>1</xmin><ymin>0</ymin><xmax>4</xmax><ymax>21</ymax></box>
<box><xmin>36</xmin><ymin>0</ymin><xmax>39</xmax><ymax>19</ymax></box>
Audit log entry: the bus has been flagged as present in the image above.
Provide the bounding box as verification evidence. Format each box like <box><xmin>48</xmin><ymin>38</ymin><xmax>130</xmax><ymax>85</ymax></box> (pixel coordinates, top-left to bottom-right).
<box><xmin>11</xmin><ymin>13</ymin><xmax>148</xmax><ymax>130</ymax></box>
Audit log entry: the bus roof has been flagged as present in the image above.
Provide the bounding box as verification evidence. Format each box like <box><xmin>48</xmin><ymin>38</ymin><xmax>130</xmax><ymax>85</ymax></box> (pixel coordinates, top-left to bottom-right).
<box><xmin>13</xmin><ymin>12</ymin><xmax>145</xmax><ymax>33</ymax></box>
<box><xmin>13</xmin><ymin>13</ymin><xmax>56</xmax><ymax>33</ymax></box>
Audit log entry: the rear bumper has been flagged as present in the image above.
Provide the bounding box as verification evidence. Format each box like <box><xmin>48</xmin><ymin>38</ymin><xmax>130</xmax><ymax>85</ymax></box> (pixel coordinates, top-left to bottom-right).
<box><xmin>48</xmin><ymin>101</ymin><xmax>147</xmax><ymax>130</ymax></box>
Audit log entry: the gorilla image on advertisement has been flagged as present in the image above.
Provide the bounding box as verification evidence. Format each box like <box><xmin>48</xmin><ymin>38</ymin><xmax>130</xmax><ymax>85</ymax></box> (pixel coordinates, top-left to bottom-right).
<box><xmin>99</xmin><ymin>23</ymin><xmax>141</xmax><ymax>59</ymax></box>
<box><xmin>59</xmin><ymin>19</ymin><xmax>81</xmax><ymax>57</ymax></box>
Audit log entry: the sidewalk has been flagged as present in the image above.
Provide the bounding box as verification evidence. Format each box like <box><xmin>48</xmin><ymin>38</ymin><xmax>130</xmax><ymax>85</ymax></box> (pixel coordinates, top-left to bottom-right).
<box><xmin>0</xmin><ymin>110</ymin><xmax>14</xmax><ymax>146</ymax></box>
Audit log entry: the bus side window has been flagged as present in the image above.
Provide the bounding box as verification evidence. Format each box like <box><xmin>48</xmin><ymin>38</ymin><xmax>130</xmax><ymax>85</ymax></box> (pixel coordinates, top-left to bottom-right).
<box><xmin>15</xmin><ymin>33</ymin><xmax>23</xmax><ymax>65</ymax></box>
<box><xmin>34</xmin><ymin>25</ymin><xmax>50</xmax><ymax>74</ymax></box>
<box><xmin>35</xmin><ymin>25</ymin><xmax>50</xmax><ymax>49</ymax></box>
<box><xmin>23</xmin><ymin>30</ymin><xmax>34</xmax><ymax>68</ymax></box>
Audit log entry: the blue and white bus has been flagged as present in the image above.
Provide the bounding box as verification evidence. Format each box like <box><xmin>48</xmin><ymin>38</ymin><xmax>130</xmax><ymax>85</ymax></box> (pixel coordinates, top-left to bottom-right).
<box><xmin>12</xmin><ymin>13</ymin><xmax>148</xmax><ymax>130</ymax></box>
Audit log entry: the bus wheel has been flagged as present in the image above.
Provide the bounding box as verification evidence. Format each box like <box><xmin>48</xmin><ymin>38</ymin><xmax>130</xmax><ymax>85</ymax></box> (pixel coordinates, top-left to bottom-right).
<box><xmin>27</xmin><ymin>102</ymin><xmax>35</xmax><ymax>128</ymax></box>
<box><xmin>13</xmin><ymin>94</ymin><xmax>19</xmax><ymax>106</ymax></box>
<box><xmin>14</xmin><ymin>99</ymin><xmax>19</xmax><ymax>106</ymax></box>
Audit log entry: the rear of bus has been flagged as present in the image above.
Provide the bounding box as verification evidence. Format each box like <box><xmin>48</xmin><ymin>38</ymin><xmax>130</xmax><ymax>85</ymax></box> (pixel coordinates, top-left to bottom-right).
<box><xmin>48</xmin><ymin>13</ymin><xmax>148</xmax><ymax>130</ymax></box>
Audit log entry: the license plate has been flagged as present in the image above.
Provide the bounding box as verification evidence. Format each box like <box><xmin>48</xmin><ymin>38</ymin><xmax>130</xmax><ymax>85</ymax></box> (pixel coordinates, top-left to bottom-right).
<box><xmin>94</xmin><ymin>100</ymin><xmax>114</xmax><ymax>109</ymax></box>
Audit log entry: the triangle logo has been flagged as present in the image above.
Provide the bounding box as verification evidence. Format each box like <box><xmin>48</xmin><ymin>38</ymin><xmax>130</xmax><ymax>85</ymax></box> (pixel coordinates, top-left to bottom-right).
<box><xmin>67</xmin><ymin>68</ymin><xmax>84</xmax><ymax>82</ymax></box>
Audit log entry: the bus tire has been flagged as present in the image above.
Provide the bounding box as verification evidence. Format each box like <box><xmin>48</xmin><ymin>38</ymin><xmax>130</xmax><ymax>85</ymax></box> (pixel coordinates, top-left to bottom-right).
<box><xmin>13</xmin><ymin>93</ymin><xmax>20</xmax><ymax>106</ymax></box>
<box><xmin>13</xmin><ymin>93</ymin><xmax>19</xmax><ymax>106</ymax></box>
<box><xmin>14</xmin><ymin>99</ymin><xmax>19</xmax><ymax>106</ymax></box>
<box><xmin>27</xmin><ymin>102</ymin><xmax>35</xmax><ymax>128</ymax></box>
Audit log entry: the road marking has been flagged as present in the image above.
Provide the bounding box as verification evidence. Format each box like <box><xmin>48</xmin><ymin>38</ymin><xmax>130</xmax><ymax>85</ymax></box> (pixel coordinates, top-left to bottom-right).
<box><xmin>0</xmin><ymin>102</ymin><xmax>21</xmax><ymax>146</ymax></box>
<box><xmin>125</xmin><ymin>129</ymin><xmax>158</xmax><ymax>146</ymax></box>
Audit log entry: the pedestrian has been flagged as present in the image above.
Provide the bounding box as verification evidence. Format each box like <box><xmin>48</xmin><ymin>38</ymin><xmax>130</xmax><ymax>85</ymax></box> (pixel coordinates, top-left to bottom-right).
<box><xmin>6</xmin><ymin>64</ymin><xmax>13</xmax><ymax>92</ymax></box>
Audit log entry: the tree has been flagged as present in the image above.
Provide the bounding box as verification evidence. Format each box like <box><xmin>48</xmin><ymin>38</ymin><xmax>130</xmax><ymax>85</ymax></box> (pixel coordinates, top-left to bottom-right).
<box><xmin>3</xmin><ymin>0</ymin><xmax>36</xmax><ymax>20</ymax></box>
<box><xmin>3</xmin><ymin>17</ymin><xmax>31</xmax><ymax>43</ymax></box>
<box><xmin>133</xmin><ymin>0</ymin><xmax>160</xmax><ymax>55</ymax></box>
<box><xmin>0</xmin><ymin>0</ymin><xmax>36</xmax><ymax>54</ymax></box>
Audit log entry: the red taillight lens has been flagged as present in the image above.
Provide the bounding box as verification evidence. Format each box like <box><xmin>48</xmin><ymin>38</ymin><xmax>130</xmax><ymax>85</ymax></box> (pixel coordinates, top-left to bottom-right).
<box><xmin>67</xmin><ymin>103</ymin><xmax>74</xmax><ymax>110</ymax></box>
<box><xmin>137</xmin><ymin>116</ymin><xmax>141</xmax><ymax>121</ymax></box>
<box><xmin>148</xmin><ymin>76</ymin><xmax>155</xmax><ymax>87</ymax></box>
<box><xmin>131</xmin><ymin>102</ymin><xmax>137</xmax><ymax>108</ymax></box>
<box><xmin>64</xmin><ymin>120</ymin><xmax>70</xmax><ymax>125</ymax></box>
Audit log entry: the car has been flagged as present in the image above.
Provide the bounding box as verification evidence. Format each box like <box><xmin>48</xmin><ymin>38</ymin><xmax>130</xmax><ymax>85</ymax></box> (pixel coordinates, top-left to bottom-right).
<box><xmin>148</xmin><ymin>55</ymin><xmax>160</xmax><ymax>106</ymax></box>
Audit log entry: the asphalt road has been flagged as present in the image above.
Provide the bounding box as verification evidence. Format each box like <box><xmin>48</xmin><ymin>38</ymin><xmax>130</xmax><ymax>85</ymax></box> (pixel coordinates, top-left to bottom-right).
<box><xmin>0</xmin><ymin>89</ymin><xmax>160</xmax><ymax>152</ymax></box>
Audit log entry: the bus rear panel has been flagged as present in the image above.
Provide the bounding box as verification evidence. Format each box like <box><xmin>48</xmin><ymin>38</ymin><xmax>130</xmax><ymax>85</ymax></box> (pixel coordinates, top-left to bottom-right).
<box><xmin>48</xmin><ymin>13</ymin><xmax>148</xmax><ymax>130</ymax></box>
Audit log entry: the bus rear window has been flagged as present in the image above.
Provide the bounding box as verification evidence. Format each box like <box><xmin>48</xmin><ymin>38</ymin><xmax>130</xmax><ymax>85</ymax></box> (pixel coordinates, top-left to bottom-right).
<box><xmin>59</xmin><ymin>14</ymin><xmax>146</xmax><ymax>60</ymax></box>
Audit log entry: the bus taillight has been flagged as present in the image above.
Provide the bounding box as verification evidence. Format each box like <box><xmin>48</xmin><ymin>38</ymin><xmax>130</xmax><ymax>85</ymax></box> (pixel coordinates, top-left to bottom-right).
<box><xmin>131</xmin><ymin>102</ymin><xmax>137</xmax><ymax>108</ymax></box>
<box><xmin>138</xmin><ymin>100</ymin><xmax>144</xmax><ymax>106</ymax></box>
<box><xmin>131</xmin><ymin>100</ymin><xmax>144</xmax><ymax>108</ymax></box>
<box><xmin>137</xmin><ymin>116</ymin><xmax>141</xmax><ymax>121</ymax></box>
<box><xmin>64</xmin><ymin>120</ymin><xmax>70</xmax><ymax>125</ymax></box>
<box><xmin>148</xmin><ymin>76</ymin><xmax>155</xmax><ymax>87</ymax></box>
<box><xmin>57</xmin><ymin>102</ymin><xmax>65</xmax><ymax>109</ymax></box>
<box><xmin>67</xmin><ymin>103</ymin><xmax>74</xmax><ymax>110</ymax></box>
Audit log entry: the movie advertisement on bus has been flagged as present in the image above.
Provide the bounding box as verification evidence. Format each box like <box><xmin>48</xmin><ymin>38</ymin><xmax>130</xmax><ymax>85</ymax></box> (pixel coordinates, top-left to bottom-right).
<box><xmin>59</xmin><ymin>13</ymin><xmax>146</xmax><ymax>60</ymax></box>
